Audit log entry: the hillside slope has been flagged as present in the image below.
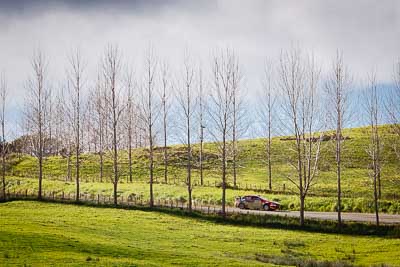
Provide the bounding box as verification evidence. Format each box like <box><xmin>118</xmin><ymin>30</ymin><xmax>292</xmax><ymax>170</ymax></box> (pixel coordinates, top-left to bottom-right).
<box><xmin>5</xmin><ymin>125</ymin><xmax>400</xmax><ymax>213</ymax></box>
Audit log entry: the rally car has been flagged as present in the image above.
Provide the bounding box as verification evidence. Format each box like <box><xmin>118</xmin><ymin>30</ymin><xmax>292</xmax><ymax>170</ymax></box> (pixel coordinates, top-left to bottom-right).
<box><xmin>235</xmin><ymin>195</ymin><xmax>280</xmax><ymax>211</ymax></box>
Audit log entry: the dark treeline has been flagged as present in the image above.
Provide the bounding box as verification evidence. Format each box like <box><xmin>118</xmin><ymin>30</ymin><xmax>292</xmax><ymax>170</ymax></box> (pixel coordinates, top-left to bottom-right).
<box><xmin>1</xmin><ymin>45</ymin><xmax>399</xmax><ymax>227</ymax></box>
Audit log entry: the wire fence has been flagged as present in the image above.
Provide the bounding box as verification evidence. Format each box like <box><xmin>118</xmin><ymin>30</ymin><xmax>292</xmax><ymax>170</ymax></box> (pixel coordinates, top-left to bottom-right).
<box><xmin>7</xmin><ymin>172</ymin><xmax>400</xmax><ymax>201</ymax></box>
<box><xmin>1</xmin><ymin>188</ymin><xmax>248</xmax><ymax>217</ymax></box>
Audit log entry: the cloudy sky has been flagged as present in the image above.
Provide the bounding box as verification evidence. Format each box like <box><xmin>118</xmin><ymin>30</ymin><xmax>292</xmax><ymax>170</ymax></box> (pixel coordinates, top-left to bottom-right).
<box><xmin>0</xmin><ymin>0</ymin><xmax>399</xmax><ymax>136</ymax></box>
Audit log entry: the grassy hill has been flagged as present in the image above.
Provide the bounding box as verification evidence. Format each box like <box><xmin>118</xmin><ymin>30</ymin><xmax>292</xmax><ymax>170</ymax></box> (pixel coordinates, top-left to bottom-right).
<box><xmin>1</xmin><ymin>201</ymin><xmax>399</xmax><ymax>266</ymax></box>
<box><xmin>5</xmin><ymin>125</ymin><xmax>400</xmax><ymax>213</ymax></box>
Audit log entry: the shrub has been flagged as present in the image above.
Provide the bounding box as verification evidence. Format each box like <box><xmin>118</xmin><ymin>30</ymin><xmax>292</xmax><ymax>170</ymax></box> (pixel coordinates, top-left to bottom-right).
<box><xmin>255</xmin><ymin>253</ymin><xmax>353</xmax><ymax>267</ymax></box>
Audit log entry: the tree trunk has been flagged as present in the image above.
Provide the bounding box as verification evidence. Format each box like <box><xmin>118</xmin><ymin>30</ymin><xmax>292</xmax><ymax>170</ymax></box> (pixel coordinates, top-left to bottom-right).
<box><xmin>113</xmin><ymin>120</ymin><xmax>118</xmax><ymax>206</ymax></box>
<box><xmin>67</xmin><ymin>150</ymin><xmax>71</xmax><ymax>182</ymax></box>
<box><xmin>374</xmin><ymin>176</ymin><xmax>380</xmax><ymax>226</ymax></box>
<box><xmin>1</xmin><ymin>121</ymin><xmax>5</xmax><ymax>200</ymax></box>
<box><xmin>199</xmin><ymin>125</ymin><xmax>204</xmax><ymax>186</ymax></box>
<box><xmin>75</xmin><ymin>152</ymin><xmax>80</xmax><ymax>202</ymax></box>
<box><xmin>377</xmin><ymin>136</ymin><xmax>381</xmax><ymax>199</ymax></box>
<box><xmin>1</xmin><ymin>152</ymin><xmax>5</xmax><ymax>200</ymax></box>
<box><xmin>232</xmin><ymin>92</ymin><xmax>237</xmax><ymax>188</ymax></box>
<box><xmin>149</xmin><ymin>136</ymin><xmax>154</xmax><ymax>207</ymax></box>
<box><xmin>128</xmin><ymin>132</ymin><xmax>133</xmax><ymax>183</ymax></box>
<box><xmin>336</xmin><ymin>122</ymin><xmax>342</xmax><ymax>227</ymax></box>
<box><xmin>187</xmin><ymin>97</ymin><xmax>192</xmax><ymax>212</ymax></box>
<box><xmin>297</xmin><ymin>136</ymin><xmax>304</xmax><ymax>226</ymax></box>
<box><xmin>148</xmin><ymin>89</ymin><xmax>154</xmax><ymax>207</ymax></box>
<box><xmin>76</xmin><ymin>143</ymin><xmax>80</xmax><ymax>202</ymax></box>
<box><xmin>99</xmin><ymin>127</ymin><xmax>103</xmax><ymax>182</ymax></box>
<box><xmin>163</xmin><ymin>129</ymin><xmax>168</xmax><ymax>184</ymax></box>
<box><xmin>38</xmin><ymin>153</ymin><xmax>43</xmax><ymax>200</ymax></box>
<box><xmin>99</xmin><ymin>150</ymin><xmax>103</xmax><ymax>183</ymax></box>
<box><xmin>373</xmin><ymin>125</ymin><xmax>380</xmax><ymax>226</ymax></box>
<box><xmin>221</xmin><ymin>130</ymin><xmax>227</xmax><ymax>216</ymax></box>
<box><xmin>300</xmin><ymin>195</ymin><xmax>305</xmax><ymax>226</ymax></box>
<box><xmin>163</xmin><ymin>100</ymin><xmax>168</xmax><ymax>184</ymax></box>
<box><xmin>373</xmin><ymin>161</ymin><xmax>380</xmax><ymax>226</ymax></box>
<box><xmin>267</xmin><ymin>120</ymin><xmax>272</xmax><ymax>190</ymax></box>
<box><xmin>38</xmin><ymin>91</ymin><xmax>43</xmax><ymax>200</ymax></box>
<box><xmin>38</xmin><ymin>112</ymin><xmax>43</xmax><ymax>200</ymax></box>
<box><xmin>233</xmin><ymin>147</ymin><xmax>237</xmax><ymax>187</ymax></box>
<box><xmin>113</xmin><ymin>180</ymin><xmax>118</xmax><ymax>206</ymax></box>
<box><xmin>199</xmin><ymin>73</ymin><xmax>204</xmax><ymax>186</ymax></box>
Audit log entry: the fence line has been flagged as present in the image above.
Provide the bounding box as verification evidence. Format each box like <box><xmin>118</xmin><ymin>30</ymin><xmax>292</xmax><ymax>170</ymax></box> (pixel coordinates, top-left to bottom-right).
<box><xmin>3</xmin><ymin>189</ymin><xmax>245</xmax><ymax>217</ymax></box>
<box><xmin>6</xmin><ymin>172</ymin><xmax>400</xmax><ymax>201</ymax></box>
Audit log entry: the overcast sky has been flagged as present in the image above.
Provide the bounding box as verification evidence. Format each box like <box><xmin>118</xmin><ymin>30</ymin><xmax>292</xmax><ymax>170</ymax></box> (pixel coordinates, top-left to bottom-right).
<box><xmin>0</xmin><ymin>0</ymin><xmax>399</xmax><ymax>137</ymax></box>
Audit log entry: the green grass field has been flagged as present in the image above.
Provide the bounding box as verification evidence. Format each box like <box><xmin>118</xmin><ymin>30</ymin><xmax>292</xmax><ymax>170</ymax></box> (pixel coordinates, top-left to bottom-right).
<box><xmin>1</xmin><ymin>201</ymin><xmax>399</xmax><ymax>266</ymax></box>
<box><xmin>5</xmin><ymin>125</ymin><xmax>400</xmax><ymax>213</ymax></box>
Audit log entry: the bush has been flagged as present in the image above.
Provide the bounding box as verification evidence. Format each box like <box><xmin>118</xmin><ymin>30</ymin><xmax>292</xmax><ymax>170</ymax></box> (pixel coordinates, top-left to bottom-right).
<box><xmin>255</xmin><ymin>253</ymin><xmax>353</xmax><ymax>267</ymax></box>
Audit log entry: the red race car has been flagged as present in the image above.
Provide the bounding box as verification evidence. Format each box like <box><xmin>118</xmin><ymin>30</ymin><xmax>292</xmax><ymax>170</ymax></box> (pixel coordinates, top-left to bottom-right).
<box><xmin>235</xmin><ymin>195</ymin><xmax>280</xmax><ymax>211</ymax></box>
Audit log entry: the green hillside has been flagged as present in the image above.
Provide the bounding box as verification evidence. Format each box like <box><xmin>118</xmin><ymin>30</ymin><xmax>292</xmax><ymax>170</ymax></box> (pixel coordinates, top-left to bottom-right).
<box><xmin>5</xmin><ymin>125</ymin><xmax>400</xmax><ymax>213</ymax></box>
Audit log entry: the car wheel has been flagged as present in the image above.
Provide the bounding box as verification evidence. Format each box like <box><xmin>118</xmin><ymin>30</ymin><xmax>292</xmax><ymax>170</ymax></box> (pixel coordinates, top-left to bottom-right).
<box><xmin>238</xmin><ymin>203</ymin><xmax>245</xmax><ymax>209</ymax></box>
<box><xmin>263</xmin><ymin>204</ymin><xmax>270</xmax><ymax>211</ymax></box>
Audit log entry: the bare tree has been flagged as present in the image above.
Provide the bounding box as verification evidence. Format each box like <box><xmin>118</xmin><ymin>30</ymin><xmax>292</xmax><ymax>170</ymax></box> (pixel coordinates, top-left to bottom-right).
<box><xmin>66</xmin><ymin>48</ymin><xmax>85</xmax><ymax>202</ymax></box>
<box><xmin>231</xmin><ymin>58</ymin><xmax>244</xmax><ymax>188</ymax></box>
<box><xmin>103</xmin><ymin>45</ymin><xmax>123</xmax><ymax>206</ymax></box>
<box><xmin>0</xmin><ymin>73</ymin><xmax>7</xmax><ymax>200</ymax></box>
<box><xmin>208</xmin><ymin>49</ymin><xmax>236</xmax><ymax>216</ymax></box>
<box><xmin>198</xmin><ymin>67</ymin><xmax>205</xmax><ymax>186</ymax></box>
<box><xmin>124</xmin><ymin>69</ymin><xmax>135</xmax><ymax>183</ymax></box>
<box><xmin>278</xmin><ymin>48</ymin><xmax>323</xmax><ymax>226</ymax></box>
<box><xmin>90</xmin><ymin>73</ymin><xmax>107</xmax><ymax>182</ymax></box>
<box><xmin>140</xmin><ymin>47</ymin><xmax>158</xmax><ymax>208</ymax></box>
<box><xmin>260</xmin><ymin>61</ymin><xmax>276</xmax><ymax>190</ymax></box>
<box><xmin>47</xmin><ymin>89</ymin><xmax>54</xmax><ymax>155</ymax></box>
<box><xmin>324</xmin><ymin>51</ymin><xmax>351</xmax><ymax>227</ymax></box>
<box><xmin>365</xmin><ymin>73</ymin><xmax>381</xmax><ymax>226</ymax></box>
<box><xmin>54</xmin><ymin>89</ymin><xmax>73</xmax><ymax>181</ymax></box>
<box><xmin>23</xmin><ymin>49</ymin><xmax>50</xmax><ymax>200</ymax></box>
<box><xmin>53</xmin><ymin>90</ymin><xmax>64</xmax><ymax>156</ymax></box>
<box><xmin>160</xmin><ymin>61</ymin><xmax>171</xmax><ymax>184</ymax></box>
<box><xmin>177</xmin><ymin>53</ymin><xmax>196</xmax><ymax>211</ymax></box>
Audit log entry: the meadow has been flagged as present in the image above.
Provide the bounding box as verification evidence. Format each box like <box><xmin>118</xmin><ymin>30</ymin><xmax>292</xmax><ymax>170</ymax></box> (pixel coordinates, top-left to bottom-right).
<box><xmin>1</xmin><ymin>201</ymin><xmax>400</xmax><ymax>266</ymax></box>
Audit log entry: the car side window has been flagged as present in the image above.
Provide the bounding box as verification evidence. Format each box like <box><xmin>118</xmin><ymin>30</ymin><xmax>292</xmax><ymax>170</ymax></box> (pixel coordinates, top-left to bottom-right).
<box><xmin>245</xmin><ymin>196</ymin><xmax>252</xmax><ymax>202</ymax></box>
<box><xmin>252</xmin><ymin>196</ymin><xmax>259</xmax><ymax>201</ymax></box>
